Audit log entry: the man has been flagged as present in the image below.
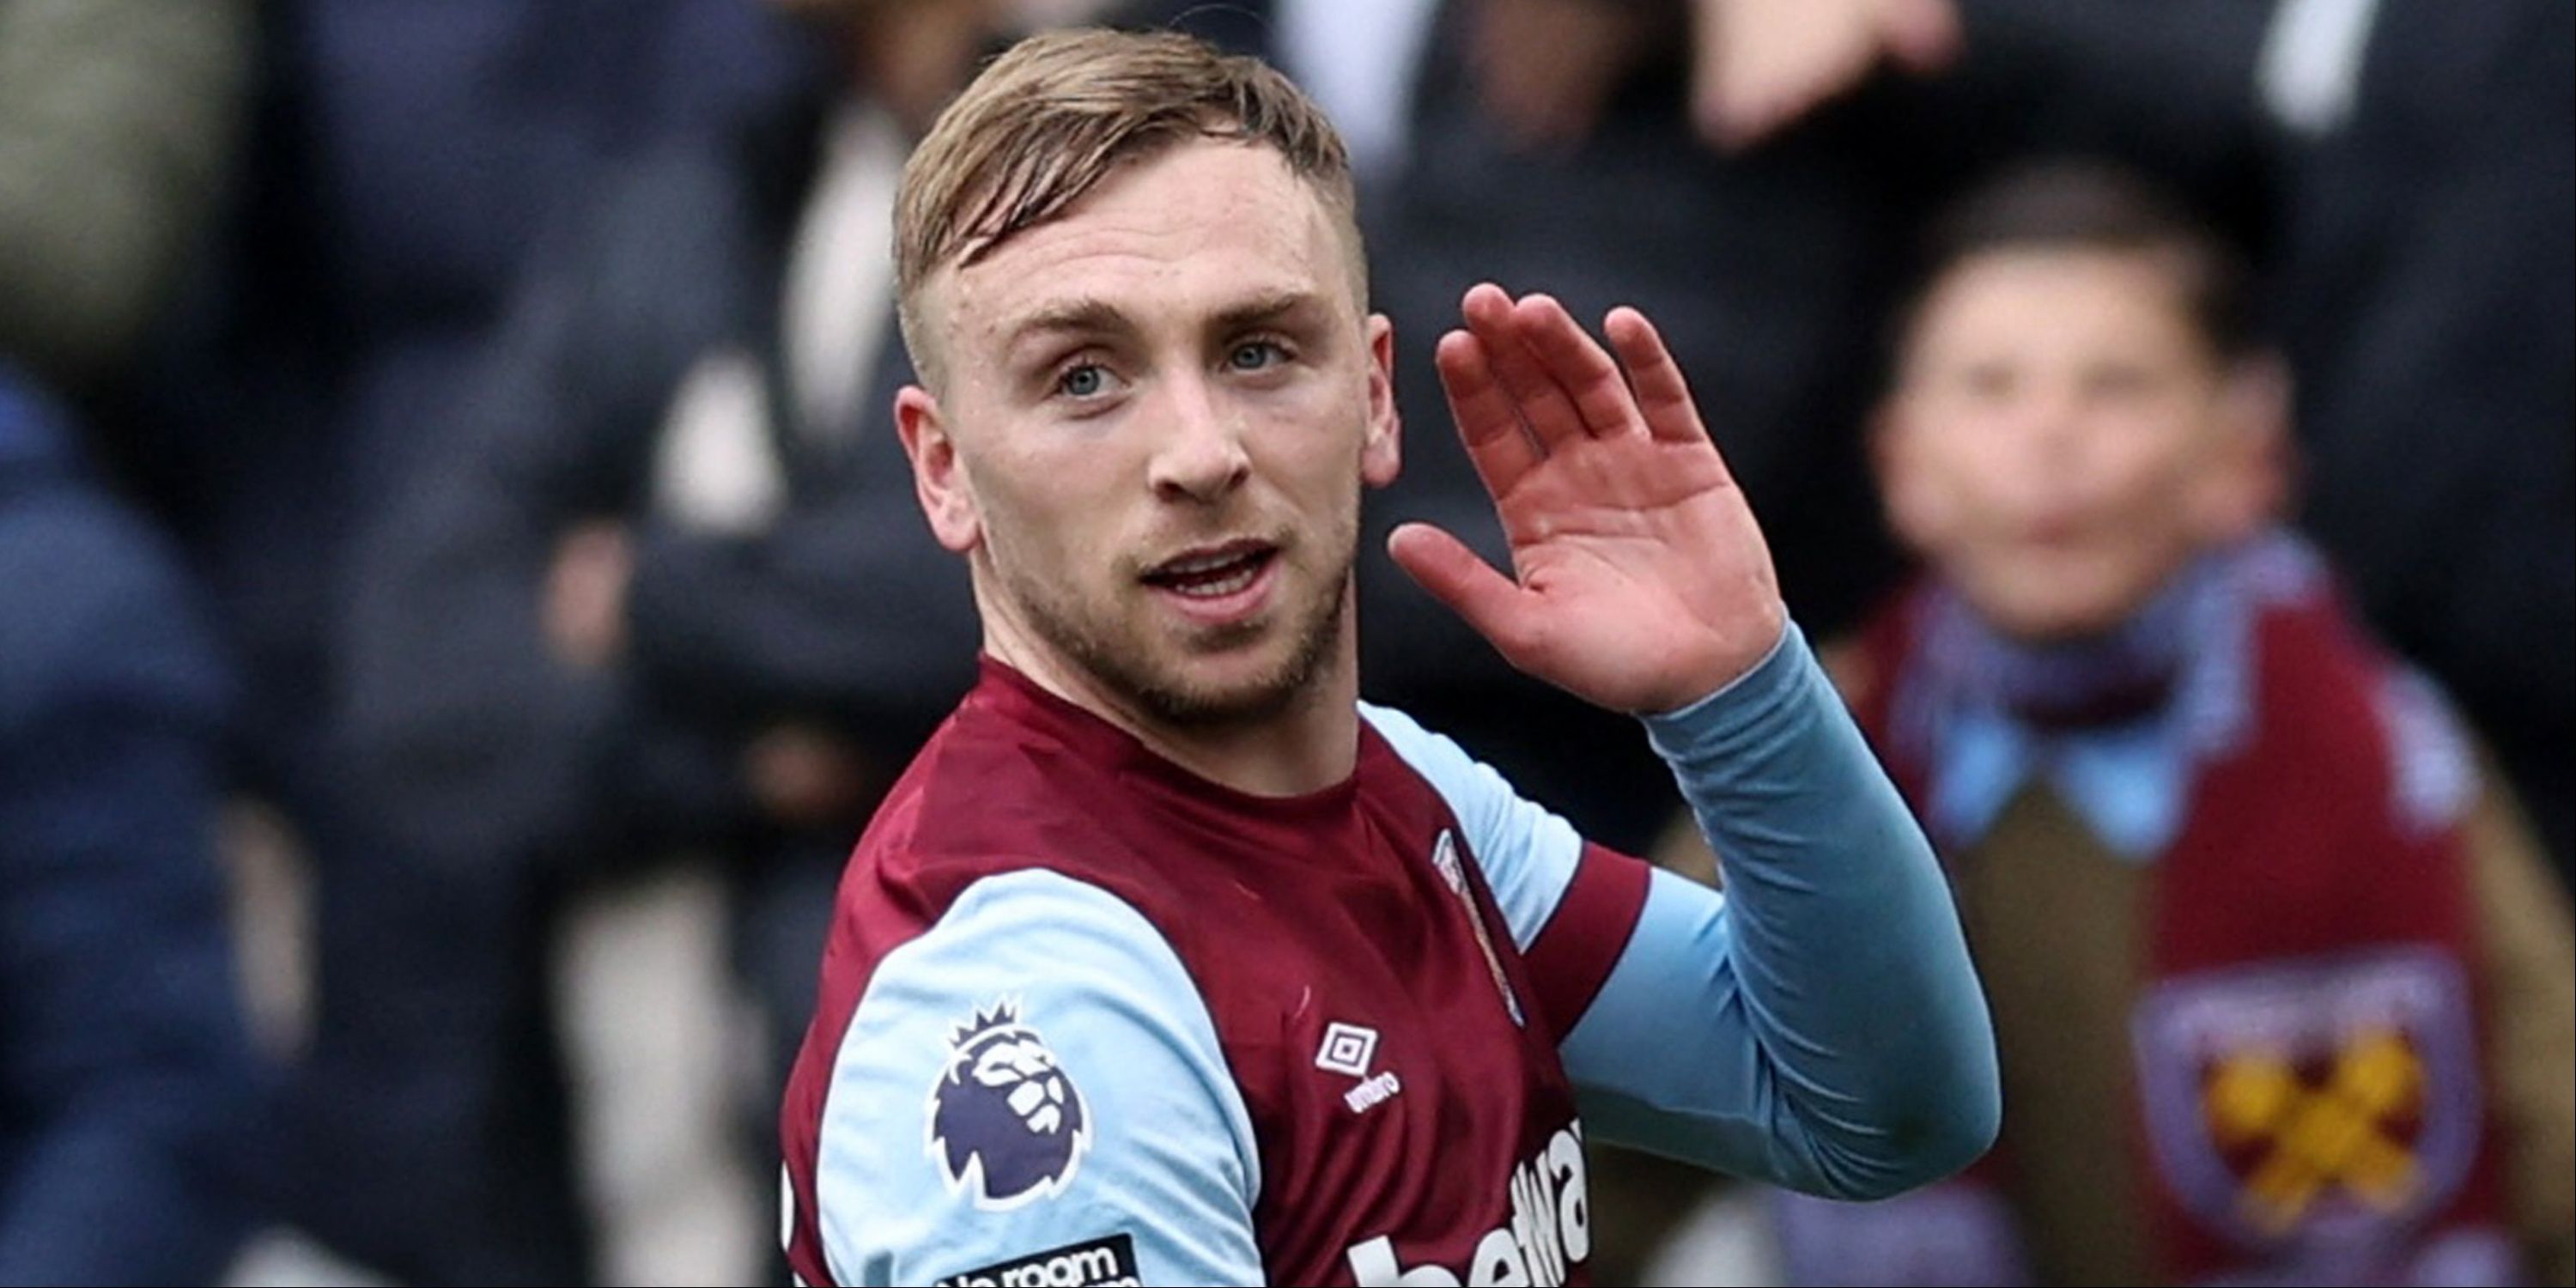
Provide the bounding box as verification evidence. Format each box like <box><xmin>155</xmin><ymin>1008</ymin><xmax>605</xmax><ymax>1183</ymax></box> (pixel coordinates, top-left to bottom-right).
<box><xmin>778</xmin><ymin>29</ymin><xmax>1999</xmax><ymax>1287</ymax></box>
<box><xmin>1750</xmin><ymin>164</ymin><xmax>2574</xmax><ymax>1285</ymax></box>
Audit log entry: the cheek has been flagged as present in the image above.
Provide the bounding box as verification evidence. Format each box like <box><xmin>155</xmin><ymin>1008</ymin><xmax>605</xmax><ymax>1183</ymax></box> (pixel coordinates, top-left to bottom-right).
<box><xmin>970</xmin><ymin>472</ymin><xmax>1086</xmax><ymax>592</ymax></box>
<box><xmin>976</xmin><ymin>444</ymin><xmax>1109</xmax><ymax>538</ymax></box>
<box><xmin>1881</xmin><ymin>447</ymin><xmax>1979</xmax><ymax>555</ymax></box>
<box><xmin>2093</xmin><ymin>439</ymin><xmax>2211</xmax><ymax>545</ymax></box>
<box><xmin>1245</xmin><ymin>397</ymin><xmax>1366</xmax><ymax>491</ymax></box>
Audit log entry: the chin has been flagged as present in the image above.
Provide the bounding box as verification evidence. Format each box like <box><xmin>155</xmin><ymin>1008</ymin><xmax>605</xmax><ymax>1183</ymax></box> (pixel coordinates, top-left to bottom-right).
<box><xmin>1020</xmin><ymin>556</ymin><xmax>1351</xmax><ymax>732</ymax></box>
<box><xmin>1129</xmin><ymin>639</ymin><xmax>1323</xmax><ymax>727</ymax></box>
<box><xmin>1981</xmin><ymin>594</ymin><xmax>2139</xmax><ymax>644</ymax></box>
<box><xmin>1959</xmin><ymin>551</ymin><xmax>2156</xmax><ymax>642</ymax></box>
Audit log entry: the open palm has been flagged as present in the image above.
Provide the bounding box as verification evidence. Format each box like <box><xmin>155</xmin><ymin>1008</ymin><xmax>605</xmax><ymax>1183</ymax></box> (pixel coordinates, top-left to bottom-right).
<box><xmin>1388</xmin><ymin>285</ymin><xmax>1786</xmax><ymax>714</ymax></box>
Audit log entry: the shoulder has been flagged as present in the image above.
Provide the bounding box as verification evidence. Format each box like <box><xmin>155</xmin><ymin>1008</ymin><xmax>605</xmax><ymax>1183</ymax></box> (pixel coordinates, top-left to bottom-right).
<box><xmin>2252</xmin><ymin>582</ymin><xmax>2479</xmax><ymax>836</ymax></box>
<box><xmin>0</xmin><ymin>479</ymin><xmax>224</xmax><ymax>731</ymax></box>
<box><xmin>1359</xmin><ymin>702</ymin><xmax>1590</xmax><ymax>950</ymax></box>
<box><xmin>807</xmin><ymin>868</ymin><xmax>1263</xmax><ymax>1285</ymax></box>
<box><xmin>1358</xmin><ymin>701</ymin><xmax>1537</xmax><ymax>822</ymax></box>
<box><xmin>866</xmin><ymin>868</ymin><xmax>1206</xmax><ymax>993</ymax></box>
<box><xmin>815</xmin><ymin>868</ymin><xmax>1236</xmax><ymax>1124</ymax></box>
<box><xmin>854</xmin><ymin>706</ymin><xmax>1134</xmax><ymax>896</ymax></box>
<box><xmin>1359</xmin><ymin>702</ymin><xmax>1481</xmax><ymax>793</ymax></box>
<box><xmin>2364</xmin><ymin>662</ymin><xmax>2481</xmax><ymax>836</ymax></box>
<box><xmin>828</xmin><ymin>702</ymin><xmax>1231</xmax><ymax>1041</ymax></box>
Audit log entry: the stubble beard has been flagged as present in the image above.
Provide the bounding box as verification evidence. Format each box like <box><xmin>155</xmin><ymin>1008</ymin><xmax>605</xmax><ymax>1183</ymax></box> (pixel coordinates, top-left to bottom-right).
<box><xmin>1001</xmin><ymin>514</ymin><xmax>1358</xmax><ymax>733</ymax></box>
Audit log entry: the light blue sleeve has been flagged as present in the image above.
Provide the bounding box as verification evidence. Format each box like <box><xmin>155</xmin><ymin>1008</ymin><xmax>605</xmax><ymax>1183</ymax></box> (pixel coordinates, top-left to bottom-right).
<box><xmin>813</xmin><ymin>870</ymin><xmax>1267</xmax><ymax>1287</ymax></box>
<box><xmin>1562</xmin><ymin>624</ymin><xmax>2001</xmax><ymax>1200</ymax></box>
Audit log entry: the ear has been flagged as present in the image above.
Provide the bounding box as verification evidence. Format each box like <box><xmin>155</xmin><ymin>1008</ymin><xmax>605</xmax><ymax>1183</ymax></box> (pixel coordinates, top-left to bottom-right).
<box><xmin>2197</xmin><ymin>354</ymin><xmax>2293</xmax><ymax>543</ymax></box>
<box><xmin>1869</xmin><ymin>392</ymin><xmax>1946</xmax><ymax>557</ymax></box>
<box><xmin>1360</xmin><ymin>313</ymin><xmax>1403</xmax><ymax>489</ymax></box>
<box><xmin>896</xmin><ymin>385</ymin><xmax>981</xmax><ymax>553</ymax></box>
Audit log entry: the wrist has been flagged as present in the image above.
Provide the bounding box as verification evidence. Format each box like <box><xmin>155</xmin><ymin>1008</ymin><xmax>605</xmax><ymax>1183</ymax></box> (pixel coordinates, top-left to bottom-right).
<box><xmin>1645</xmin><ymin>617</ymin><xmax>1803</xmax><ymax>731</ymax></box>
<box><xmin>1656</xmin><ymin>603</ymin><xmax>1789</xmax><ymax>715</ymax></box>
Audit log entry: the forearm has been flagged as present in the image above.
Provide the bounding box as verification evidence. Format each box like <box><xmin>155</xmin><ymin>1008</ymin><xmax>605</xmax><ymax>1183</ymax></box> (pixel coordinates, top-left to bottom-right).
<box><xmin>1617</xmin><ymin>623</ymin><xmax>1996</xmax><ymax>1195</ymax></box>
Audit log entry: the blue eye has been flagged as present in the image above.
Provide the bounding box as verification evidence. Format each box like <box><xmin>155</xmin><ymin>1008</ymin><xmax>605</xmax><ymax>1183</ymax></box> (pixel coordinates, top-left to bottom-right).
<box><xmin>1057</xmin><ymin>363</ymin><xmax>1109</xmax><ymax>398</ymax></box>
<box><xmin>1229</xmin><ymin>340</ymin><xmax>1286</xmax><ymax>372</ymax></box>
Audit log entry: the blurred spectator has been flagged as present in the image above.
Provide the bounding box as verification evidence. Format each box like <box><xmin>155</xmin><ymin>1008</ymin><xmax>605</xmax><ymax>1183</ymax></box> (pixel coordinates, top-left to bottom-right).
<box><xmin>1684</xmin><ymin>164</ymin><xmax>2574</xmax><ymax>1286</ymax></box>
<box><xmin>336</xmin><ymin>0</ymin><xmax>1014</xmax><ymax>1277</ymax></box>
<box><xmin>1686</xmin><ymin>0</ymin><xmax>2576</xmax><ymax>883</ymax></box>
<box><xmin>82</xmin><ymin>2</ymin><xmax>813</xmax><ymax>1281</ymax></box>
<box><xmin>3</xmin><ymin>6</ymin><xmax>266</xmax><ymax>1279</ymax></box>
<box><xmin>111</xmin><ymin>0</ymin><xmax>808</xmax><ymax>816</ymax></box>
<box><xmin>0</xmin><ymin>366</ymin><xmax>264</xmax><ymax>1285</ymax></box>
<box><xmin>0</xmin><ymin>0</ymin><xmax>252</xmax><ymax>392</ymax></box>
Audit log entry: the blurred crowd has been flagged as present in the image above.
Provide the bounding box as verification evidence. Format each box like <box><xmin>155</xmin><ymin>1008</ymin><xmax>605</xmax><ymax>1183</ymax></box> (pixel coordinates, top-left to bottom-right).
<box><xmin>1</xmin><ymin>1</ymin><xmax>2567</xmax><ymax>1285</ymax></box>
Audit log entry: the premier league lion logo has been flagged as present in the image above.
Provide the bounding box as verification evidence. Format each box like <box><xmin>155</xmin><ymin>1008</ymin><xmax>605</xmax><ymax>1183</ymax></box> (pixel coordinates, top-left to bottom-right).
<box><xmin>927</xmin><ymin>1000</ymin><xmax>1092</xmax><ymax>1209</ymax></box>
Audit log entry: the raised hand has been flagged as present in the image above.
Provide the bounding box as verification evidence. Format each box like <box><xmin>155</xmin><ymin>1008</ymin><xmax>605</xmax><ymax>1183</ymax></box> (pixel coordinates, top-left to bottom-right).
<box><xmin>1388</xmin><ymin>284</ymin><xmax>1787</xmax><ymax>715</ymax></box>
<box><xmin>1467</xmin><ymin>0</ymin><xmax>1661</xmax><ymax>149</ymax></box>
<box><xmin>1689</xmin><ymin>0</ymin><xmax>1961</xmax><ymax>150</ymax></box>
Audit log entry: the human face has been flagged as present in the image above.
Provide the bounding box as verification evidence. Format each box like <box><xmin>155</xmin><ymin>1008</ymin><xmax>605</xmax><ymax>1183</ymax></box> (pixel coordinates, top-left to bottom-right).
<box><xmin>1876</xmin><ymin>249</ymin><xmax>2281</xmax><ymax>642</ymax></box>
<box><xmin>897</xmin><ymin>139</ymin><xmax>1400</xmax><ymax>729</ymax></box>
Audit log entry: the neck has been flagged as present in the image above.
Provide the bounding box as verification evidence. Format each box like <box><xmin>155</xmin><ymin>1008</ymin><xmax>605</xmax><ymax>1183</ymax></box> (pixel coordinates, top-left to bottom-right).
<box><xmin>1934</xmin><ymin>560</ymin><xmax>2218</xmax><ymax>730</ymax></box>
<box><xmin>981</xmin><ymin>597</ymin><xmax>1364</xmax><ymax>799</ymax></box>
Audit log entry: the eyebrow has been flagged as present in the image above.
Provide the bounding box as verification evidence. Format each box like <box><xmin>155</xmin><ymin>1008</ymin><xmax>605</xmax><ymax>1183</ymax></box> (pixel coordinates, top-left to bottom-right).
<box><xmin>1212</xmin><ymin>289</ymin><xmax>1326</xmax><ymax>334</ymax></box>
<box><xmin>1000</xmin><ymin>297</ymin><xmax>1136</xmax><ymax>359</ymax></box>
<box><xmin>999</xmin><ymin>288</ymin><xmax>1332</xmax><ymax>360</ymax></box>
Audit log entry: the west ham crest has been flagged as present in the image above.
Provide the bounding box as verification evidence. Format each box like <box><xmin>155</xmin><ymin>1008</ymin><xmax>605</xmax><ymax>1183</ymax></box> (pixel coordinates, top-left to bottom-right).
<box><xmin>927</xmin><ymin>999</ymin><xmax>1092</xmax><ymax>1210</ymax></box>
<box><xmin>2132</xmin><ymin>948</ymin><xmax>2482</xmax><ymax>1254</ymax></box>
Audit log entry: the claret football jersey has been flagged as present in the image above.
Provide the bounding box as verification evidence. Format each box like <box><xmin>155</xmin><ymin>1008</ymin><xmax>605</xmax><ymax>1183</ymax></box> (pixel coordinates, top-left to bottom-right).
<box><xmin>781</xmin><ymin>627</ymin><xmax>1999</xmax><ymax>1287</ymax></box>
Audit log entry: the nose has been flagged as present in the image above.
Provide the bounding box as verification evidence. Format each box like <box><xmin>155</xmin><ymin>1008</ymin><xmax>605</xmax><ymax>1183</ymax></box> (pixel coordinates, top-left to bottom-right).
<box><xmin>1146</xmin><ymin>374</ymin><xmax>1251</xmax><ymax>504</ymax></box>
<box><xmin>2010</xmin><ymin>380</ymin><xmax>2086</xmax><ymax>471</ymax></box>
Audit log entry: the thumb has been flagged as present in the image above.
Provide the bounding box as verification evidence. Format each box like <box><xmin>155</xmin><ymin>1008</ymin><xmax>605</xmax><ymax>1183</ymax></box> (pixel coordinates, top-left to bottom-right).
<box><xmin>1388</xmin><ymin>523</ymin><xmax>1534</xmax><ymax>653</ymax></box>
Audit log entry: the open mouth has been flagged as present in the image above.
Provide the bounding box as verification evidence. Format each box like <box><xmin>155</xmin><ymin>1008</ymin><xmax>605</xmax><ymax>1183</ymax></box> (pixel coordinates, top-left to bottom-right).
<box><xmin>1141</xmin><ymin>541</ymin><xmax>1279</xmax><ymax>599</ymax></box>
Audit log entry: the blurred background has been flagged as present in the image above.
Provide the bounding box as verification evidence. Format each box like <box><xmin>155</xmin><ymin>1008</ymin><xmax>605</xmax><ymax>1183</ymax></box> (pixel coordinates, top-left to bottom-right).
<box><xmin>0</xmin><ymin>0</ymin><xmax>2567</xmax><ymax>1285</ymax></box>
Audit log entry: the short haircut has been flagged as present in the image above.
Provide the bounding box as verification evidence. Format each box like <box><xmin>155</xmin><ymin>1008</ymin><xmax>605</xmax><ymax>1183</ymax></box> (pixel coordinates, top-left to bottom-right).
<box><xmin>1895</xmin><ymin>161</ymin><xmax>2262</xmax><ymax>365</ymax></box>
<box><xmin>893</xmin><ymin>27</ymin><xmax>1363</xmax><ymax>386</ymax></box>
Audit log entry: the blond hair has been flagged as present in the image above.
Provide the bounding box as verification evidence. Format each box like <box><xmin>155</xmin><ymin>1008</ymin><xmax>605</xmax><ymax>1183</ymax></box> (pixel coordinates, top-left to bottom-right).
<box><xmin>892</xmin><ymin>27</ymin><xmax>1363</xmax><ymax>386</ymax></box>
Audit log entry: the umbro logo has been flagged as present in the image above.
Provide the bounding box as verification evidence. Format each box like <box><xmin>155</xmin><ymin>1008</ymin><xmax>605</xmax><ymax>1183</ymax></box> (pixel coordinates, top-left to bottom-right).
<box><xmin>1317</xmin><ymin>1021</ymin><xmax>1401</xmax><ymax>1115</ymax></box>
<box><xmin>1315</xmin><ymin>1022</ymin><xmax>1377</xmax><ymax>1077</ymax></box>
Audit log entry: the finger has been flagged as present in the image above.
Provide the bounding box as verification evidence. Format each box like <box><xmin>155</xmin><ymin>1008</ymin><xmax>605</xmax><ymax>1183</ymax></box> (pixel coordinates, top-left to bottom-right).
<box><xmin>1604</xmin><ymin>307</ymin><xmax>1718</xmax><ymax>453</ymax></box>
<box><xmin>1884</xmin><ymin>0</ymin><xmax>1965</xmax><ymax>73</ymax></box>
<box><xmin>1386</xmin><ymin>522</ymin><xmax>1539</xmax><ymax>659</ymax></box>
<box><xmin>1692</xmin><ymin>43</ymin><xmax>1792</xmax><ymax>151</ymax></box>
<box><xmin>1435</xmin><ymin>329</ymin><xmax>1542</xmax><ymax>499</ymax></box>
<box><xmin>1461</xmin><ymin>284</ymin><xmax>1588</xmax><ymax>451</ymax></box>
<box><xmin>1514</xmin><ymin>294</ymin><xmax>1643</xmax><ymax>437</ymax></box>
